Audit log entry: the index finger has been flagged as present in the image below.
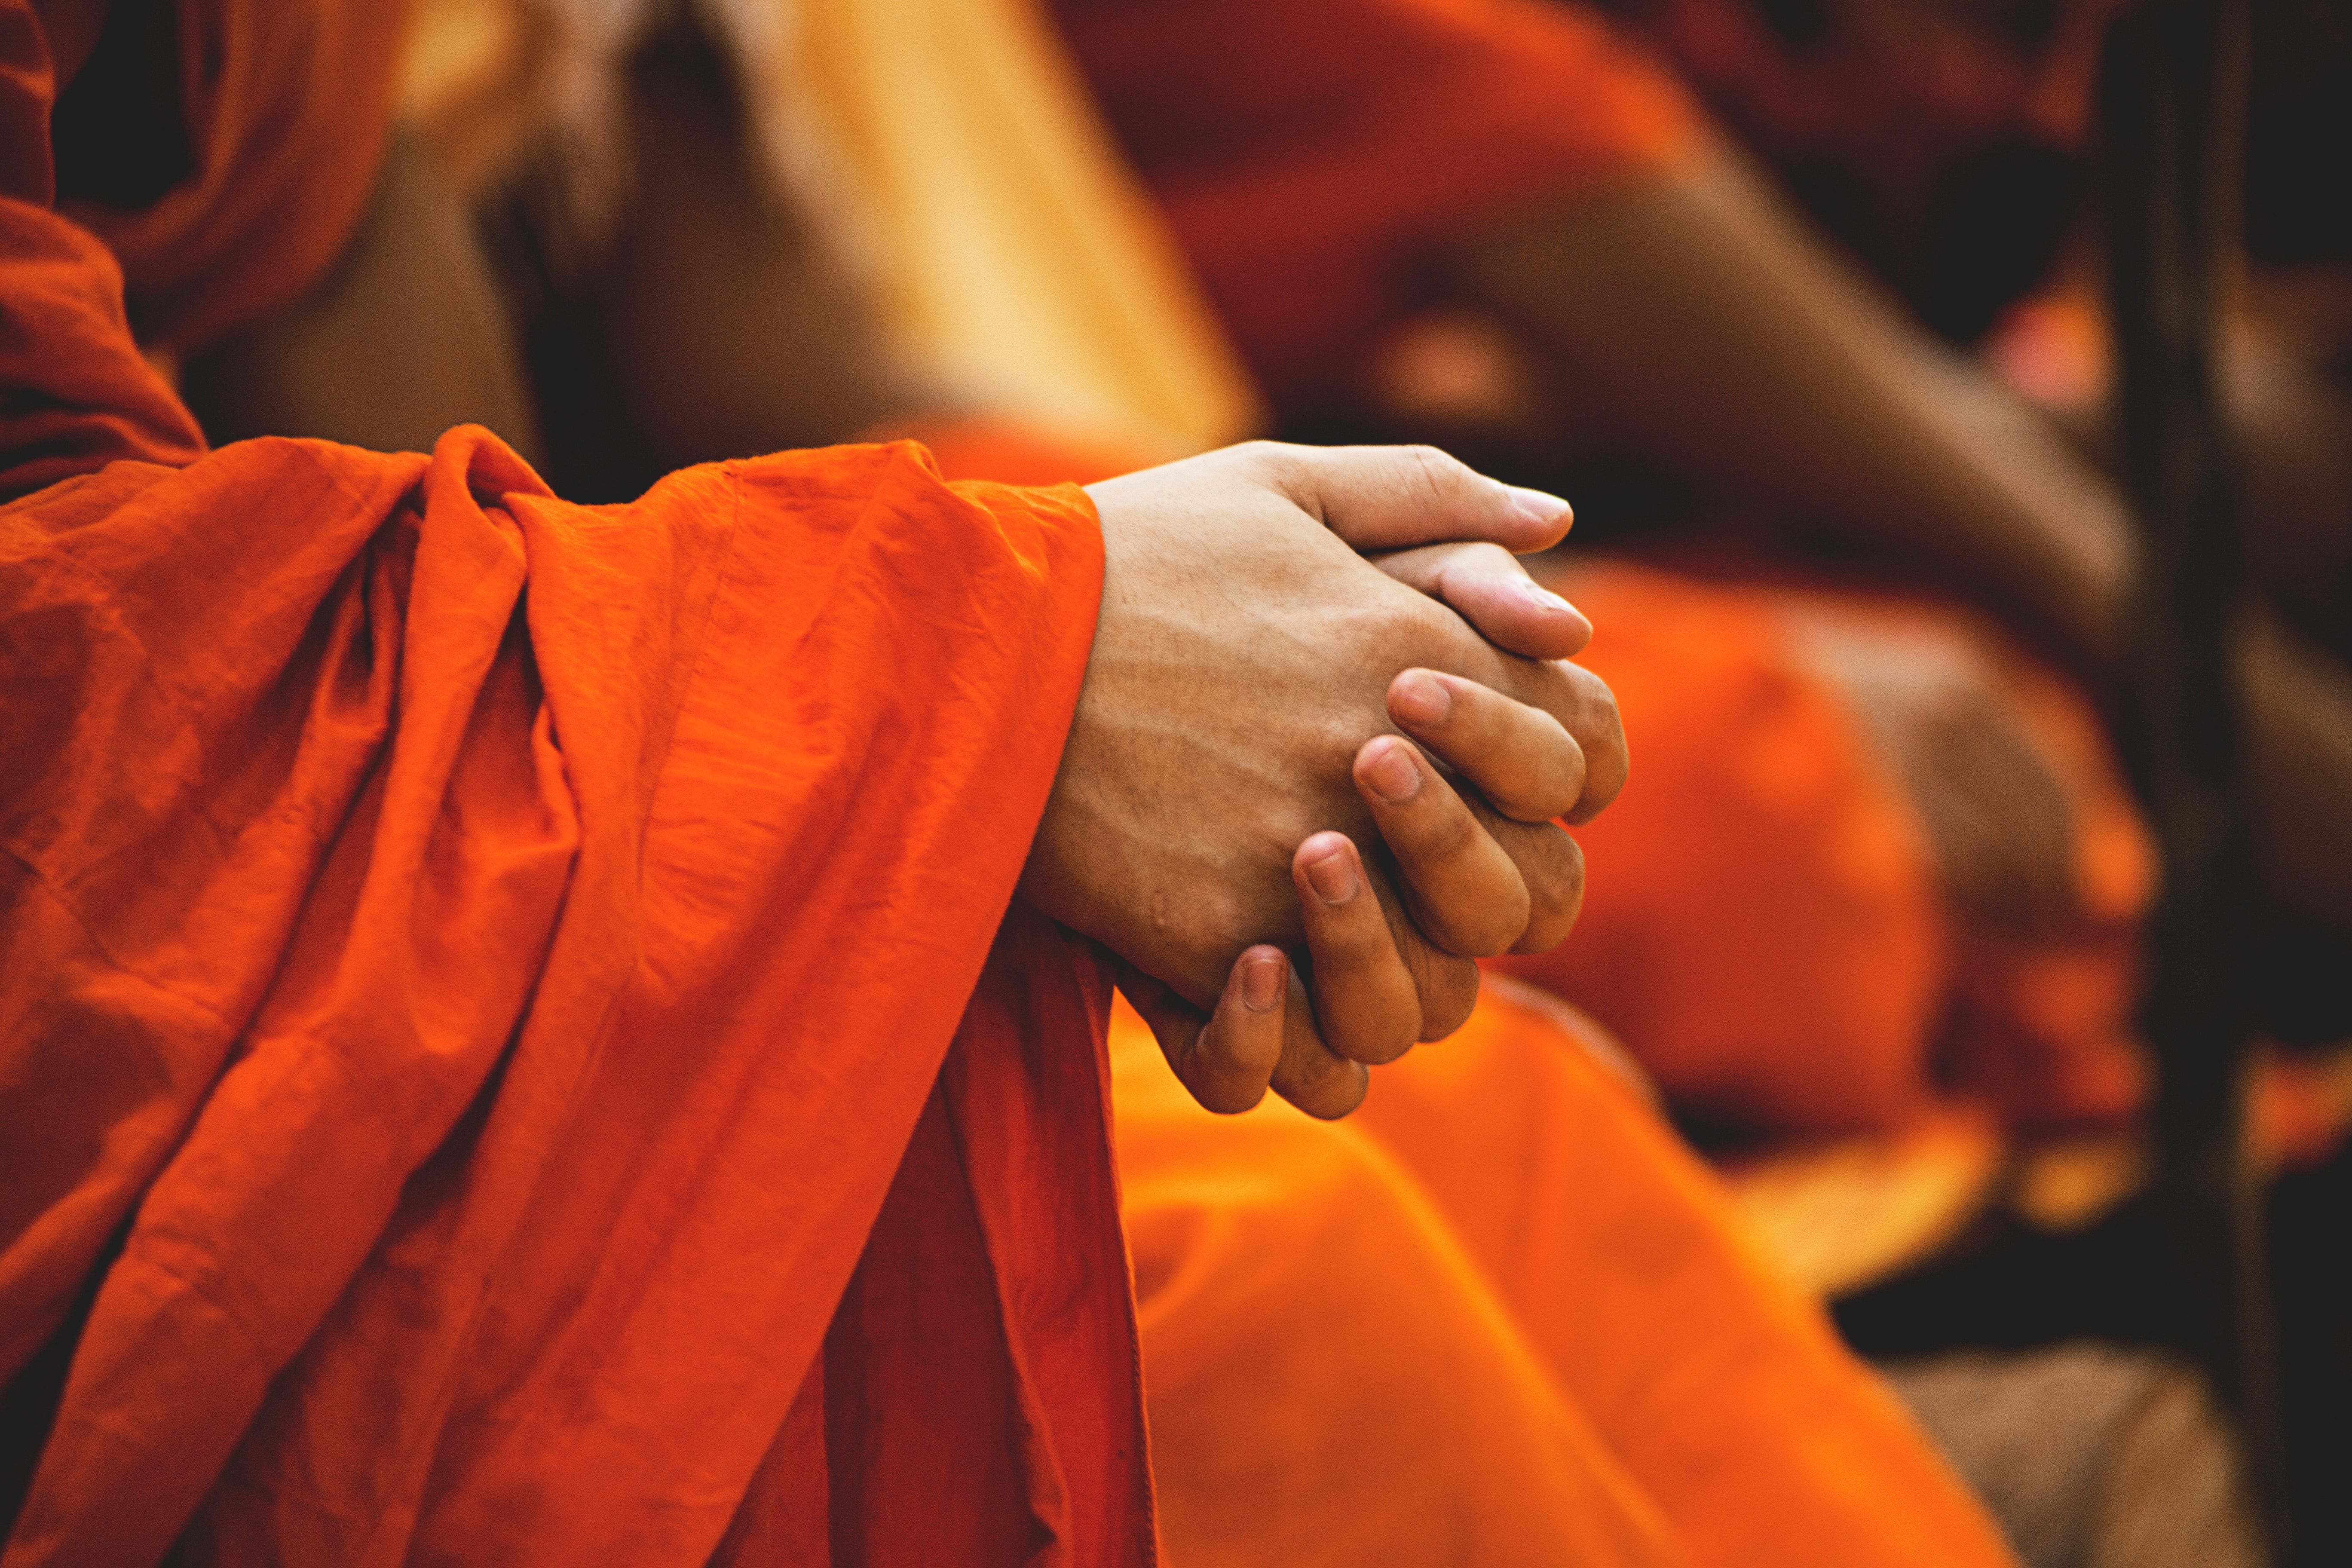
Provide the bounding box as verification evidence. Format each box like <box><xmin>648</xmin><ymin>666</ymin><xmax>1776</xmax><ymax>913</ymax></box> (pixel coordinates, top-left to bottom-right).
<box><xmin>1233</xmin><ymin>441</ymin><xmax>1575</xmax><ymax>553</ymax></box>
<box><xmin>1374</xmin><ymin>540</ymin><xmax>1593</xmax><ymax>661</ymax></box>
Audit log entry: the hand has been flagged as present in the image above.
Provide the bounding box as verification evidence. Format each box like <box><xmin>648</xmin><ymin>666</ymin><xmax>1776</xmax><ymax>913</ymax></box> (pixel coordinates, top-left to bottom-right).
<box><xmin>1023</xmin><ymin>442</ymin><xmax>1627</xmax><ymax>1115</ymax></box>
<box><xmin>1115</xmin><ymin>818</ymin><xmax>1511</xmax><ymax>1118</ymax></box>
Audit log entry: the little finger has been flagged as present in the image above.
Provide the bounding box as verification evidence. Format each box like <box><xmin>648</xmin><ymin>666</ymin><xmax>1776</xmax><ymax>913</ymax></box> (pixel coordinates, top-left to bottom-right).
<box><xmin>1119</xmin><ymin>950</ymin><xmax>1290</xmax><ymax>1114</ymax></box>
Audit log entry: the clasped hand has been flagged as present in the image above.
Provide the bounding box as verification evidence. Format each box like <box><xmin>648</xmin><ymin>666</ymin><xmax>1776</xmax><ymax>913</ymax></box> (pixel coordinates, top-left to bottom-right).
<box><xmin>1022</xmin><ymin>443</ymin><xmax>1627</xmax><ymax>1118</ymax></box>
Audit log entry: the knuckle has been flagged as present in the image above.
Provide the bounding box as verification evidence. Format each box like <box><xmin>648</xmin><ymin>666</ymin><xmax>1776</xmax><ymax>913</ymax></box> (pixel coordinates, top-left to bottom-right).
<box><xmin>1379</xmin><ymin>584</ymin><xmax>1461</xmax><ymax>651</ymax></box>
<box><xmin>1283</xmin><ymin>1050</ymin><xmax>1367</xmax><ymax>1120</ymax></box>
<box><xmin>1494</xmin><ymin>726</ymin><xmax>1587</xmax><ymax>823</ymax></box>
<box><xmin>1516</xmin><ymin>833</ymin><xmax>1587</xmax><ymax>951</ymax></box>
<box><xmin>1398</xmin><ymin>444</ymin><xmax>1480</xmax><ymax>518</ymax></box>
<box><xmin>1385</xmin><ymin>780</ymin><xmax>1478</xmax><ymax>854</ymax></box>
<box><xmin>1449</xmin><ymin>894</ymin><xmax>1532</xmax><ymax>959</ymax></box>
<box><xmin>1337</xmin><ymin>1006</ymin><xmax>1421</xmax><ymax>1066</ymax></box>
<box><xmin>1231</xmin><ymin>438</ymin><xmax>1292</xmax><ymax>470</ymax></box>
<box><xmin>1232</xmin><ymin>439</ymin><xmax>1311</xmax><ymax>500</ymax></box>
<box><xmin>1505</xmin><ymin>664</ymin><xmax>1585</xmax><ymax>739</ymax></box>
<box><xmin>1566</xmin><ymin>663</ymin><xmax>1621</xmax><ymax>735</ymax></box>
<box><xmin>1315</xmin><ymin>913</ymin><xmax>1394</xmax><ymax>969</ymax></box>
<box><xmin>1424</xmin><ymin>874</ymin><xmax>1529</xmax><ymax>957</ymax></box>
<box><xmin>1403</xmin><ymin>443</ymin><xmax>1457</xmax><ymax>492</ymax></box>
<box><xmin>1414</xmin><ymin>956</ymin><xmax>1481</xmax><ymax>1041</ymax></box>
<box><xmin>1189</xmin><ymin>1060</ymin><xmax>1269</xmax><ymax>1115</ymax></box>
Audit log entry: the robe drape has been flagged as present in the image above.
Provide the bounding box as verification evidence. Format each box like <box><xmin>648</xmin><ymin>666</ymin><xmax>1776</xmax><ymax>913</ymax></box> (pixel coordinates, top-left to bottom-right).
<box><xmin>1</xmin><ymin>6</ymin><xmax>1149</xmax><ymax>1560</ymax></box>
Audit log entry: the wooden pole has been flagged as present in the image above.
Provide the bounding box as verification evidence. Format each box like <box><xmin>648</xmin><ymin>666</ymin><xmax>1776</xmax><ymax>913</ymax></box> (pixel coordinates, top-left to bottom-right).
<box><xmin>2099</xmin><ymin>0</ymin><xmax>2289</xmax><ymax>1554</ymax></box>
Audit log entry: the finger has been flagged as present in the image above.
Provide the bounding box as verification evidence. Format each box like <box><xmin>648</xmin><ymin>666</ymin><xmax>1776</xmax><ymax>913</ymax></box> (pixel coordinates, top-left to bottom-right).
<box><xmin>1439</xmin><ymin>652</ymin><xmax>1629</xmax><ymax>826</ymax></box>
<box><xmin>1553</xmin><ymin>660</ymin><xmax>1627</xmax><ymax>826</ymax></box>
<box><xmin>1293</xmin><ymin>832</ymin><xmax>1422</xmax><ymax>1063</ymax></box>
<box><xmin>1384</xmin><ymin>937</ymin><xmax>1487</xmax><ymax>1039</ymax></box>
<box><xmin>1468</xmin><ymin>808</ymin><xmax>1588</xmax><ymax>954</ymax></box>
<box><xmin>1351</xmin><ymin>849</ymin><xmax>1488</xmax><ymax>1040</ymax></box>
<box><xmin>1388</xmin><ymin>668</ymin><xmax>1586</xmax><ymax>822</ymax></box>
<box><xmin>1375</xmin><ymin>541</ymin><xmax>1592</xmax><ymax>660</ymax></box>
<box><xmin>1354</xmin><ymin>735</ymin><xmax>1531</xmax><ymax>956</ymax></box>
<box><xmin>1268</xmin><ymin>966</ymin><xmax>1373</xmax><ymax>1119</ymax></box>
<box><xmin>1237</xmin><ymin>441</ymin><xmax>1574</xmax><ymax>553</ymax></box>
<box><xmin>1118</xmin><ymin>952</ymin><xmax>1289</xmax><ymax>1114</ymax></box>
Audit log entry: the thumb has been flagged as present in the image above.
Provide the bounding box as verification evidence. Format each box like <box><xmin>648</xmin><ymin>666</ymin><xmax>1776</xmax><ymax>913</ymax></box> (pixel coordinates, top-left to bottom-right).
<box><xmin>1241</xmin><ymin>441</ymin><xmax>1573</xmax><ymax>553</ymax></box>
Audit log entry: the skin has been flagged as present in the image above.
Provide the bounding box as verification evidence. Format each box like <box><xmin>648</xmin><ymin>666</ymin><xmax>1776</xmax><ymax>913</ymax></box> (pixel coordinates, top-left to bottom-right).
<box><xmin>1053</xmin><ymin>442</ymin><xmax>1622</xmax><ymax>1115</ymax></box>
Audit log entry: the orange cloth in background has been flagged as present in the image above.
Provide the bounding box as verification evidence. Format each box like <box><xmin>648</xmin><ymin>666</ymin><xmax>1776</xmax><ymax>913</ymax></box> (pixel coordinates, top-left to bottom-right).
<box><xmin>54</xmin><ymin>0</ymin><xmax>413</xmax><ymax>355</ymax></box>
<box><xmin>1115</xmin><ymin>981</ymin><xmax>2019</xmax><ymax>1568</ymax></box>
<box><xmin>1936</xmin><ymin>648</ymin><xmax>2153</xmax><ymax>1127</ymax></box>
<box><xmin>1489</xmin><ymin>565</ymin><xmax>1951</xmax><ymax>1133</ymax></box>
<box><xmin>1054</xmin><ymin>0</ymin><xmax>1700</xmax><ymax>410</ymax></box>
<box><xmin>1492</xmin><ymin>565</ymin><xmax>2156</xmax><ymax>1134</ymax></box>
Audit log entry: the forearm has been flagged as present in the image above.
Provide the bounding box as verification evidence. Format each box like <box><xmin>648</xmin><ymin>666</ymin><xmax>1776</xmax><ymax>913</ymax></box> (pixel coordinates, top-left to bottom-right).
<box><xmin>1449</xmin><ymin>142</ymin><xmax>2134</xmax><ymax>673</ymax></box>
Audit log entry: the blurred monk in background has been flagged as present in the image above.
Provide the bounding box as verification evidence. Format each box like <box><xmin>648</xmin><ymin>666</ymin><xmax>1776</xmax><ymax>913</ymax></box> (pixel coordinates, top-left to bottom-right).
<box><xmin>1052</xmin><ymin>0</ymin><xmax>2352</xmax><ymax>1076</ymax></box>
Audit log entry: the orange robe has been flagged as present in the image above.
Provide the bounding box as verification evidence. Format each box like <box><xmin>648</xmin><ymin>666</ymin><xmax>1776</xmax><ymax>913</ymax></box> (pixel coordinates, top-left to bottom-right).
<box><xmin>1487</xmin><ymin>566</ymin><xmax>1951</xmax><ymax>1133</ymax></box>
<box><xmin>1112</xmin><ymin>983</ymin><xmax>2020</xmax><ymax>1568</ymax></box>
<box><xmin>0</xmin><ymin>8</ymin><xmax>1146</xmax><ymax>1562</ymax></box>
<box><xmin>1052</xmin><ymin>0</ymin><xmax>1701</xmax><ymax>412</ymax></box>
<box><xmin>1491</xmin><ymin>564</ymin><xmax>2153</xmax><ymax>1135</ymax></box>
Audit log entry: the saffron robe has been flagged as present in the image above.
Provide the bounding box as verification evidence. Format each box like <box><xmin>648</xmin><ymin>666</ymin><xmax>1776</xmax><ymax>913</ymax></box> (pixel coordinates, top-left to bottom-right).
<box><xmin>1</xmin><ymin>6</ymin><xmax>1148</xmax><ymax>1560</ymax></box>
<box><xmin>1112</xmin><ymin>981</ymin><xmax>2022</xmax><ymax>1567</ymax></box>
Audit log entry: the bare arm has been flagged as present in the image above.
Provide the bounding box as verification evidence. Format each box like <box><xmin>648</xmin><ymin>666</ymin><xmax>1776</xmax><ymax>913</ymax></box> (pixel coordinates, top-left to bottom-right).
<box><xmin>1452</xmin><ymin>141</ymin><xmax>2352</xmax><ymax>945</ymax></box>
<box><xmin>1450</xmin><ymin>142</ymin><xmax>2133</xmax><ymax>671</ymax></box>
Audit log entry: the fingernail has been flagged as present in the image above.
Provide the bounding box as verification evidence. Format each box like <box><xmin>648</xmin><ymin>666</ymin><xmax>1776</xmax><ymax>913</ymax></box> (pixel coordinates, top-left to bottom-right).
<box><xmin>1506</xmin><ymin>485</ymin><xmax>1574</xmax><ymax>529</ymax></box>
<box><xmin>1305</xmin><ymin>847</ymin><xmax>1360</xmax><ymax>903</ymax></box>
<box><xmin>1517</xmin><ymin>578</ymin><xmax>1593</xmax><ymax>637</ymax></box>
<box><xmin>1390</xmin><ymin>669</ymin><xmax>1451</xmax><ymax>726</ymax></box>
<box><xmin>1363</xmin><ymin>738</ymin><xmax>1421</xmax><ymax>804</ymax></box>
<box><xmin>1241</xmin><ymin>952</ymin><xmax>1284</xmax><ymax>1013</ymax></box>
